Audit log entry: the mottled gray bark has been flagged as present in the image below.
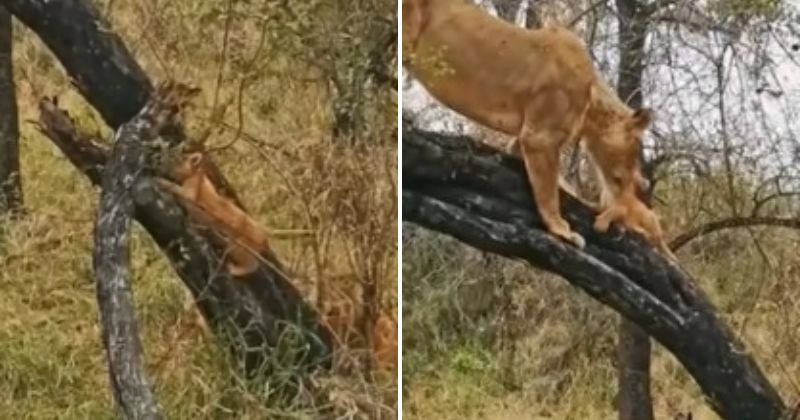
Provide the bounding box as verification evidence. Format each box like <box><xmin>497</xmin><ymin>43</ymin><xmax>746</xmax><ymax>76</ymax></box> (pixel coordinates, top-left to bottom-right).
<box><xmin>403</xmin><ymin>122</ymin><xmax>787</xmax><ymax>420</ymax></box>
<box><xmin>93</xmin><ymin>91</ymin><xmax>163</xmax><ymax>420</ymax></box>
<box><xmin>0</xmin><ymin>6</ymin><xmax>22</xmax><ymax>215</ymax></box>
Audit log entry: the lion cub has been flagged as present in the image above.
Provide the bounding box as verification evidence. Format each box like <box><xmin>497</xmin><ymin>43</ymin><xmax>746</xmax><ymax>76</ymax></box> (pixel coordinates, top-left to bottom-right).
<box><xmin>594</xmin><ymin>190</ymin><xmax>676</xmax><ymax>261</ymax></box>
<box><xmin>159</xmin><ymin>152</ymin><xmax>275</xmax><ymax>276</ymax></box>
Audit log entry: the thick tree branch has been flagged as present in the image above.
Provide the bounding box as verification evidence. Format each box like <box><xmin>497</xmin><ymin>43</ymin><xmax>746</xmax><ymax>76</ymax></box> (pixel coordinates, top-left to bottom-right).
<box><xmin>402</xmin><ymin>122</ymin><xmax>787</xmax><ymax>420</ymax></box>
<box><xmin>1</xmin><ymin>0</ymin><xmax>152</xmax><ymax>127</ymax></box>
<box><xmin>93</xmin><ymin>86</ymin><xmax>164</xmax><ymax>420</ymax></box>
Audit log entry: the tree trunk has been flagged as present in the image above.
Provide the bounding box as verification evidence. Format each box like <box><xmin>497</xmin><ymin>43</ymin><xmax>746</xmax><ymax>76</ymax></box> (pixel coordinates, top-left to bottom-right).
<box><xmin>0</xmin><ymin>6</ymin><xmax>22</xmax><ymax>215</ymax></box>
<box><xmin>403</xmin><ymin>122</ymin><xmax>788</xmax><ymax>420</ymax></box>
<box><xmin>614</xmin><ymin>0</ymin><xmax>654</xmax><ymax>418</ymax></box>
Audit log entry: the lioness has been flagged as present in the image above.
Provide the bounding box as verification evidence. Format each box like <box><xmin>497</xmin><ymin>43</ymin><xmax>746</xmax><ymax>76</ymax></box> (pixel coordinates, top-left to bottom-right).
<box><xmin>403</xmin><ymin>0</ymin><xmax>653</xmax><ymax>248</ymax></box>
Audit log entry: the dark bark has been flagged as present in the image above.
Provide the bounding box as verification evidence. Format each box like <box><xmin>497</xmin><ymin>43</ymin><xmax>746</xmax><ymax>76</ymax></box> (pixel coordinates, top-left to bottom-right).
<box><xmin>93</xmin><ymin>88</ymin><xmax>163</xmax><ymax>420</ymax></box>
<box><xmin>0</xmin><ymin>6</ymin><xmax>22</xmax><ymax>215</ymax></box>
<box><xmin>402</xmin><ymin>122</ymin><xmax>788</xmax><ymax>420</ymax></box>
<box><xmin>524</xmin><ymin>1</ymin><xmax>542</xmax><ymax>29</ymax></box>
<box><xmin>615</xmin><ymin>0</ymin><xmax>654</xmax><ymax>418</ymax></box>
<box><xmin>38</xmin><ymin>99</ymin><xmax>334</xmax><ymax>382</ymax></box>
<box><xmin>0</xmin><ymin>0</ymin><xmax>152</xmax><ymax>128</ymax></box>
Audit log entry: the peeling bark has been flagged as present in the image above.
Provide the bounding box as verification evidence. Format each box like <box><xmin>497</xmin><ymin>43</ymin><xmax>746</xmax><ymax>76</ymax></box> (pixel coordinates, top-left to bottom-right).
<box><xmin>402</xmin><ymin>122</ymin><xmax>787</xmax><ymax>420</ymax></box>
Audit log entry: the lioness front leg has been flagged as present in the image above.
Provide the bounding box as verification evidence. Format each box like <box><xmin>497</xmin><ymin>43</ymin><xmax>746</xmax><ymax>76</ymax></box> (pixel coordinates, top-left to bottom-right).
<box><xmin>519</xmin><ymin>133</ymin><xmax>585</xmax><ymax>248</ymax></box>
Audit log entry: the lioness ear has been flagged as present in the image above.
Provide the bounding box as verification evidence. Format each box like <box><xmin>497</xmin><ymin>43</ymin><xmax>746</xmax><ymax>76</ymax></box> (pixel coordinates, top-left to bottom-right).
<box><xmin>631</xmin><ymin>108</ymin><xmax>653</xmax><ymax>130</ymax></box>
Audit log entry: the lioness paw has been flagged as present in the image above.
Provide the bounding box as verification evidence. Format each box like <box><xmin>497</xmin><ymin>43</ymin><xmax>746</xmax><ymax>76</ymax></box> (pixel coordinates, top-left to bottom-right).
<box><xmin>554</xmin><ymin>230</ymin><xmax>585</xmax><ymax>249</ymax></box>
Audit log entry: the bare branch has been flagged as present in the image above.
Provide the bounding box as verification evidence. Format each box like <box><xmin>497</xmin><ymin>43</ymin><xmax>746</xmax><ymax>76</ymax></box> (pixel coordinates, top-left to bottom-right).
<box><xmin>669</xmin><ymin>216</ymin><xmax>800</xmax><ymax>251</ymax></box>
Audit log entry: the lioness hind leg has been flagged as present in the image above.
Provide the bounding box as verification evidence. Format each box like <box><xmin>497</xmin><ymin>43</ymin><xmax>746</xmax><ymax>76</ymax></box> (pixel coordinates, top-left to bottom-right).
<box><xmin>518</xmin><ymin>132</ymin><xmax>585</xmax><ymax>248</ymax></box>
<box><xmin>594</xmin><ymin>203</ymin><xmax>628</xmax><ymax>233</ymax></box>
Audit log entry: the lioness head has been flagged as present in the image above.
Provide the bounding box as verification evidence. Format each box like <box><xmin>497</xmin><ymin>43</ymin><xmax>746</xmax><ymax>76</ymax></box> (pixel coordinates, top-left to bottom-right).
<box><xmin>590</xmin><ymin>108</ymin><xmax>652</xmax><ymax>200</ymax></box>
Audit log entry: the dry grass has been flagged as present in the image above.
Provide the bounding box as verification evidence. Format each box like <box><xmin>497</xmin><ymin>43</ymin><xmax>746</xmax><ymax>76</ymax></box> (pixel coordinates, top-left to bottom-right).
<box><xmin>0</xmin><ymin>0</ymin><xmax>397</xmax><ymax>418</ymax></box>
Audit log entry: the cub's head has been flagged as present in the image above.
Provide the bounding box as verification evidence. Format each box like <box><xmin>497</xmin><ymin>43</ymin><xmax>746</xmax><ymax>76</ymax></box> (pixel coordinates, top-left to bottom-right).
<box><xmin>172</xmin><ymin>152</ymin><xmax>204</xmax><ymax>182</ymax></box>
<box><xmin>592</xmin><ymin>108</ymin><xmax>652</xmax><ymax>200</ymax></box>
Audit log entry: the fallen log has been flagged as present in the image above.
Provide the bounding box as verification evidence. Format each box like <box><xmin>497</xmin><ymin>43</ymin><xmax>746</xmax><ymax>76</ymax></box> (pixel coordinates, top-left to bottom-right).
<box><xmin>402</xmin><ymin>120</ymin><xmax>788</xmax><ymax>420</ymax></box>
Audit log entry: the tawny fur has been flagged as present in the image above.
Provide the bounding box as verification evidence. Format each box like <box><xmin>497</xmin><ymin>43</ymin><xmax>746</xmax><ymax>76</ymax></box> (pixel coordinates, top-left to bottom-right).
<box><xmin>594</xmin><ymin>189</ymin><xmax>677</xmax><ymax>261</ymax></box>
<box><xmin>403</xmin><ymin>0</ymin><xmax>657</xmax><ymax>249</ymax></box>
<box><xmin>318</xmin><ymin>274</ymin><xmax>398</xmax><ymax>374</ymax></box>
<box><xmin>372</xmin><ymin>313</ymin><xmax>398</xmax><ymax>374</ymax></box>
<box><xmin>159</xmin><ymin>152</ymin><xmax>275</xmax><ymax>277</ymax></box>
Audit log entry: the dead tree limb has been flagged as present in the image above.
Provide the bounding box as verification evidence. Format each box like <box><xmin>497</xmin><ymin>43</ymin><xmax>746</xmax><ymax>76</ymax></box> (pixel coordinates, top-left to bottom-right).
<box><xmin>38</xmin><ymin>99</ymin><xmax>334</xmax><ymax>381</ymax></box>
<box><xmin>93</xmin><ymin>87</ymin><xmax>165</xmax><ymax>420</ymax></box>
<box><xmin>402</xmin><ymin>121</ymin><xmax>788</xmax><ymax>420</ymax></box>
<box><xmin>670</xmin><ymin>216</ymin><xmax>800</xmax><ymax>251</ymax></box>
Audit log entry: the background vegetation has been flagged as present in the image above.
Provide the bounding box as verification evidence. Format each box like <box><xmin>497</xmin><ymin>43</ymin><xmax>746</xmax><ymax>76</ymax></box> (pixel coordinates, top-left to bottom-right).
<box><xmin>0</xmin><ymin>0</ymin><xmax>397</xmax><ymax>418</ymax></box>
